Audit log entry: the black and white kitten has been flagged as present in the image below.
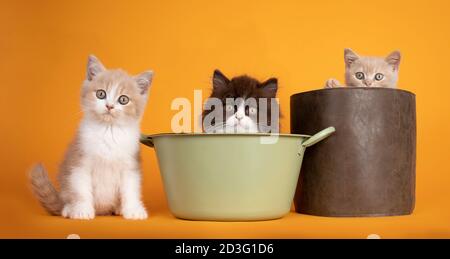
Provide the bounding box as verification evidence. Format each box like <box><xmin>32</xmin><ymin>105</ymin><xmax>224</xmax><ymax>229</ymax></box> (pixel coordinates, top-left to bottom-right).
<box><xmin>202</xmin><ymin>70</ymin><xmax>279</xmax><ymax>133</ymax></box>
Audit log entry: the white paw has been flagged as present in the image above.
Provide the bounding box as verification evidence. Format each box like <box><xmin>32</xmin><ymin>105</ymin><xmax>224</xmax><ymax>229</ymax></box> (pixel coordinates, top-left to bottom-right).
<box><xmin>325</xmin><ymin>78</ymin><xmax>341</xmax><ymax>88</ymax></box>
<box><xmin>122</xmin><ymin>205</ymin><xmax>148</xmax><ymax>220</ymax></box>
<box><xmin>62</xmin><ymin>203</ymin><xmax>95</xmax><ymax>220</ymax></box>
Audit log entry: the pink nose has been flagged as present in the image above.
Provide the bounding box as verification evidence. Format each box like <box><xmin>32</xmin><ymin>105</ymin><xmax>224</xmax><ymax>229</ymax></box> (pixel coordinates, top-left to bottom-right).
<box><xmin>364</xmin><ymin>80</ymin><xmax>373</xmax><ymax>86</ymax></box>
<box><xmin>106</xmin><ymin>104</ymin><xmax>114</xmax><ymax>110</ymax></box>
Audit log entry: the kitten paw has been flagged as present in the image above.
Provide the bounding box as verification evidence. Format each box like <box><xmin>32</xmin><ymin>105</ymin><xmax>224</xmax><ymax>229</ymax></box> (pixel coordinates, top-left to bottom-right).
<box><xmin>325</xmin><ymin>78</ymin><xmax>341</xmax><ymax>88</ymax></box>
<box><xmin>122</xmin><ymin>206</ymin><xmax>148</xmax><ymax>220</ymax></box>
<box><xmin>62</xmin><ymin>204</ymin><xmax>95</xmax><ymax>220</ymax></box>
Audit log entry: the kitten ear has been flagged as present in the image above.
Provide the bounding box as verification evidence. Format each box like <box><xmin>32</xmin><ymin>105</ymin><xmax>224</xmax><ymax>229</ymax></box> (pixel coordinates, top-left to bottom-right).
<box><xmin>86</xmin><ymin>55</ymin><xmax>106</xmax><ymax>81</ymax></box>
<box><xmin>385</xmin><ymin>50</ymin><xmax>401</xmax><ymax>71</ymax></box>
<box><xmin>259</xmin><ymin>78</ymin><xmax>278</xmax><ymax>96</ymax></box>
<box><xmin>344</xmin><ymin>48</ymin><xmax>360</xmax><ymax>67</ymax></box>
<box><xmin>135</xmin><ymin>70</ymin><xmax>153</xmax><ymax>95</ymax></box>
<box><xmin>213</xmin><ymin>69</ymin><xmax>230</xmax><ymax>90</ymax></box>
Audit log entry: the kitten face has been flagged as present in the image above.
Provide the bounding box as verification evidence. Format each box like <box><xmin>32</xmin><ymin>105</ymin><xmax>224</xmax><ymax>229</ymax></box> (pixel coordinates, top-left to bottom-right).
<box><xmin>222</xmin><ymin>98</ymin><xmax>259</xmax><ymax>133</ymax></box>
<box><xmin>203</xmin><ymin>70</ymin><xmax>278</xmax><ymax>133</ymax></box>
<box><xmin>81</xmin><ymin>55</ymin><xmax>153</xmax><ymax>124</ymax></box>
<box><xmin>344</xmin><ymin>48</ymin><xmax>401</xmax><ymax>88</ymax></box>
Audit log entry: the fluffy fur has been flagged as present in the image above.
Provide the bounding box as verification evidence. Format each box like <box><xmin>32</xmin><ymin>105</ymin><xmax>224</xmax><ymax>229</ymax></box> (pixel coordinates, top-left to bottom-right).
<box><xmin>325</xmin><ymin>48</ymin><xmax>401</xmax><ymax>88</ymax></box>
<box><xmin>29</xmin><ymin>55</ymin><xmax>153</xmax><ymax>220</ymax></box>
<box><xmin>202</xmin><ymin>70</ymin><xmax>279</xmax><ymax>133</ymax></box>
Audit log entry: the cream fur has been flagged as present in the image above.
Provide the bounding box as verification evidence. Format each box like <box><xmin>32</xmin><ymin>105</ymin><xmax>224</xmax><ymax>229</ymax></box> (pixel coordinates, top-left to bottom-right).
<box><xmin>30</xmin><ymin>55</ymin><xmax>153</xmax><ymax>220</ymax></box>
<box><xmin>325</xmin><ymin>48</ymin><xmax>401</xmax><ymax>88</ymax></box>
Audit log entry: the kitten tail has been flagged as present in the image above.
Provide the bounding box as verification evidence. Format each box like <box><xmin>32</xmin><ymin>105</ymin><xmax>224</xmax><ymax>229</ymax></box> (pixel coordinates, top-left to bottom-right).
<box><xmin>29</xmin><ymin>163</ymin><xmax>62</xmax><ymax>215</ymax></box>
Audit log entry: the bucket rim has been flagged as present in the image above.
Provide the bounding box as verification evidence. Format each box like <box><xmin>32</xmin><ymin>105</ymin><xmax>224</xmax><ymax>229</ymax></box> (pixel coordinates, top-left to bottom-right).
<box><xmin>290</xmin><ymin>87</ymin><xmax>415</xmax><ymax>99</ymax></box>
<box><xmin>142</xmin><ymin>132</ymin><xmax>311</xmax><ymax>139</ymax></box>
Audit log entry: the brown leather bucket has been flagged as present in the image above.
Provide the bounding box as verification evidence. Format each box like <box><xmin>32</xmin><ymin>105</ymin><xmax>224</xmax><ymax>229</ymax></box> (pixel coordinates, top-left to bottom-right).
<box><xmin>291</xmin><ymin>88</ymin><xmax>416</xmax><ymax>217</ymax></box>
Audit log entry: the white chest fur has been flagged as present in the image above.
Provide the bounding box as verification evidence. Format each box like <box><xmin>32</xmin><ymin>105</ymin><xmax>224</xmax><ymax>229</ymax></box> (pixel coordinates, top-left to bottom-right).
<box><xmin>79</xmin><ymin>119</ymin><xmax>140</xmax><ymax>162</ymax></box>
<box><xmin>77</xmin><ymin>119</ymin><xmax>141</xmax><ymax>213</ymax></box>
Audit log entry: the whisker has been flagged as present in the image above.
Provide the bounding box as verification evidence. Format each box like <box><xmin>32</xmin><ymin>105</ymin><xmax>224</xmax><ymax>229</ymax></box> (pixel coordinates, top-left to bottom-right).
<box><xmin>204</xmin><ymin>121</ymin><xmax>227</xmax><ymax>133</ymax></box>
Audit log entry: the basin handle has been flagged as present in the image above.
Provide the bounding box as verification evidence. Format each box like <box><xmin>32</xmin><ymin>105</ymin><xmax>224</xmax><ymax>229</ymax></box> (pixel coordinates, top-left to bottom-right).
<box><xmin>140</xmin><ymin>134</ymin><xmax>154</xmax><ymax>148</ymax></box>
<box><xmin>301</xmin><ymin>127</ymin><xmax>335</xmax><ymax>147</ymax></box>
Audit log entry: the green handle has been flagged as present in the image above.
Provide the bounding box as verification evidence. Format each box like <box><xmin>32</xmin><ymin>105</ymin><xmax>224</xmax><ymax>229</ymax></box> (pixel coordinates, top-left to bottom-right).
<box><xmin>140</xmin><ymin>134</ymin><xmax>154</xmax><ymax>148</ymax></box>
<box><xmin>301</xmin><ymin>127</ymin><xmax>335</xmax><ymax>147</ymax></box>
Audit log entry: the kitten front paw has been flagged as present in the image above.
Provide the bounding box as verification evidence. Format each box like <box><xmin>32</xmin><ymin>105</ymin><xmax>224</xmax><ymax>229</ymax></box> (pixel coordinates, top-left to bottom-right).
<box><xmin>62</xmin><ymin>203</ymin><xmax>95</xmax><ymax>220</ymax></box>
<box><xmin>122</xmin><ymin>205</ymin><xmax>148</xmax><ymax>220</ymax></box>
<box><xmin>325</xmin><ymin>78</ymin><xmax>341</xmax><ymax>88</ymax></box>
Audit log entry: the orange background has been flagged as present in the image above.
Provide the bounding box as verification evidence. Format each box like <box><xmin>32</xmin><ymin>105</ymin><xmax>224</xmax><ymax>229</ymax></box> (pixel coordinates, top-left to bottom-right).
<box><xmin>1</xmin><ymin>0</ymin><xmax>450</xmax><ymax>238</ymax></box>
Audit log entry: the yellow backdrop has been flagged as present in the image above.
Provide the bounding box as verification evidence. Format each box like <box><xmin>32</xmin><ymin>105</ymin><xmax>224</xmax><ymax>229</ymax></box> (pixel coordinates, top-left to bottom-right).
<box><xmin>1</xmin><ymin>0</ymin><xmax>449</xmax><ymax>238</ymax></box>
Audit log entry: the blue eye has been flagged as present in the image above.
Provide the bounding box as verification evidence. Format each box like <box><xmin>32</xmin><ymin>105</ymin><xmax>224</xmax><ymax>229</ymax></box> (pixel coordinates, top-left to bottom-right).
<box><xmin>355</xmin><ymin>72</ymin><xmax>365</xmax><ymax>80</ymax></box>
<box><xmin>96</xmin><ymin>90</ymin><xmax>106</xmax><ymax>99</ymax></box>
<box><xmin>374</xmin><ymin>73</ymin><xmax>384</xmax><ymax>81</ymax></box>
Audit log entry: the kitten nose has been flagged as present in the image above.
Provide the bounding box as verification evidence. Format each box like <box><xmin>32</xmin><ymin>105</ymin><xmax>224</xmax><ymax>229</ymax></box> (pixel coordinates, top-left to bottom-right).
<box><xmin>364</xmin><ymin>80</ymin><xmax>373</xmax><ymax>87</ymax></box>
<box><xmin>106</xmin><ymin>104</ymin><xmax>114</xmax><ymax>110</ymax></box>
<box><xmin>235</xmin><ymin>113</ymin><xmax>244</xmax><ymax>120</ymax></box>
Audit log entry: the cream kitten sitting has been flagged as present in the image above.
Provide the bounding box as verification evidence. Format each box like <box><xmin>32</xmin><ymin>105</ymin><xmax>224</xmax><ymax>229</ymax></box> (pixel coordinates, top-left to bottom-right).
<box><xmin>30</xmin><ymin>55</ymin><xmax>153</xmax><ymax>220</ymax></box>
<box><xmin>325</xmin><ymin>48</ymin><xmax>401</xmax><ymax>88</ymax></box>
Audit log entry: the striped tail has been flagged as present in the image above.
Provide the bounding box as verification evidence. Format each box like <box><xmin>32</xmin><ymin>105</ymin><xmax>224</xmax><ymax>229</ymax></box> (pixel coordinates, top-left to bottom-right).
<box><xmin>29</xmin><ymin>163</ymin><xmax>62</xmax><ymax>215</ymax></box>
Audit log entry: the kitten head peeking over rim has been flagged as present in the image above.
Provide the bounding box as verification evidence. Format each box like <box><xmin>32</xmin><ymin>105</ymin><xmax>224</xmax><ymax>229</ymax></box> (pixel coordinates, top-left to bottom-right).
<box><xmin>325</xmin><ymin>48</ymin><xmax>401</xmax><ymax>88</ymax></box>
<box><xmin>202</xmin><ymin>70</ymin><xmax>279</xmax><ymax>133</ymax></box>
<box><xmin>344</xmin><ymin>48</ymin><xmax>401</xmax><ymax>88</ymax></box>
<box><xmin>82</xmin><ymin>55</ymin><xmax>153</xmax><ymax>125</ymax></box>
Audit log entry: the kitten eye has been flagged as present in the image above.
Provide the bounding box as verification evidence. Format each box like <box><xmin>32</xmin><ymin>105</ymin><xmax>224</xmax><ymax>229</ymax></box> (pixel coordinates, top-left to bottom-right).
<box><xmin>96</xmin><ymin>90</ymin><xmax>106</xmax><ymax>99</ymax></box>
<box><xmin>118</xmin><ymin>95</ymin><xmax>129</xmax><ymax>105</ymax></box>
<box><xmin>374</xmin><ymin>73</ymin><xmax>384</xmax><ymax>81</ymax></box>
<box><xmin>355</xmin><ymin>72</ymin><xmax>365</xmax><ymax>80</ymax></box>
<box><xmin>225</xmin><ymin>104</ymin><xmax>234</xmax><ymax>112</ymax></box>
<box><xmin>249</xmin><ymin>107</ymin><xmax>257</xmax><ymax>115</ymax></box>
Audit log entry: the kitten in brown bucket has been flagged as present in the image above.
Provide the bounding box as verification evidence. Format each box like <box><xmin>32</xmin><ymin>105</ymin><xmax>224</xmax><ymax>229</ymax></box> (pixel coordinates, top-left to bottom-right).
<box><xmin>29</xmin><ymin>55</ymin><xmax>153</xmax><ymax>220</ymax></box>
<box><xmin>202</xmin><ymin>70</ymin><xmax>279</xmax><ymax>133</ymax></box>
<box><xmin>325</xmin><ymin>48</ymin><xmax>401</xmax><ymax>88</ymax></box>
